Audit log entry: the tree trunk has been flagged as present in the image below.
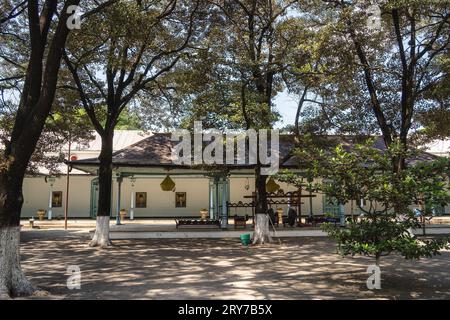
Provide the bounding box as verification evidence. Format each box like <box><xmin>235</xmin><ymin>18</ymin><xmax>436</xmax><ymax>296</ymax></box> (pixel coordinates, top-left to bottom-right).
<box><xmin>89</xmin><ymin>216</ymin><xmax>111</xmax><ymax>248</ymax></box>
<box><xmin>89</xmin><ymin>131</ymin><xmax>114</xmax><ymax>248</ymax></box>
<box><xmin>0</xmin><ymin>226</ymin><xmax>35</xmax><ymax>298</ymax></box>
<box><xmin>252</xmin><ymin>165</ymin><xmax>270</xmax><ymax>244</ymax></box>
<box><xmin>294</xmin><ymin>87</ymin><xmax>308</xmax><ymax>137</ymax></box>
<box><xmin>0</xmin><ymin>143</ymin><xmax>38</xmax><ymax>298</ymax></box>
<box><xmin>395</xmin><ymin>134</ymin><xmax>408</xmax><ymax>174</ymax></box>
<box><xmin>253</xmin><ymin>213</ymin><xmax>272</xmax><ymax>245</ymax></box>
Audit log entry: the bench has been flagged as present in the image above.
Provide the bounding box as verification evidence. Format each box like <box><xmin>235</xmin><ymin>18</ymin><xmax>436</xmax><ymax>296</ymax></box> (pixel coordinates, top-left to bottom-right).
<box><xmin>175</xmin><ymin>218</ymin><xmax>221</xmax><ymax>229</ymax></box>
<box><xmin>306</xmin><ymin>216</ymin><xmax>339</xmax><ymax>227</ymax></box>
<box><xmin>233</xmin><ymin>215</ymin><xmax>249</xmax><ymax>229</ymax></box>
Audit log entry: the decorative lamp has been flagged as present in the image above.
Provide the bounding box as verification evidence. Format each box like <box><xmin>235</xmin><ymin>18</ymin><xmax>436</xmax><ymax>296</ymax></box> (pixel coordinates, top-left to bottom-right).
<box><xmin>266</xmin><ymin>177</ymin><xmax>280</xmax><ymax>193</ymax></box>
<box><xmin>160</xmin><ymin>175</ymin><xmax>176</xmax><ymax>191</ymax></box>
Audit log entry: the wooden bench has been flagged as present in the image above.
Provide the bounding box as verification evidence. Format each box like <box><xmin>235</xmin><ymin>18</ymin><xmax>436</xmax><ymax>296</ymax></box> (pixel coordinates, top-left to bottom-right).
<box><xmin>233</xmin><ymin>215</ymin><xmax>249</xmax><ymax>229</ymax></box>
<box><xmin>306</xmin><ymin>216</ymin><xmax>338</xmax><ymax>227</ymax></box>
<box><xmin>175</xmin><ymin>219</ymin><xmax>221</xmax><ymax>229</ymax></box>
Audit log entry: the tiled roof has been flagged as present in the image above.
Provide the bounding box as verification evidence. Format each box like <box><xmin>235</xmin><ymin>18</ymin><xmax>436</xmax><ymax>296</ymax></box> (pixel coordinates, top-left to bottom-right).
<box><xmin>71</xmin><ymin>133</ymin><xmax>438</xmax><ymax>169</ymax></box>
<box><xmin>70</xmin><ymin>130</ymin><xmax>152</xmax><ymax>152</ymax></box>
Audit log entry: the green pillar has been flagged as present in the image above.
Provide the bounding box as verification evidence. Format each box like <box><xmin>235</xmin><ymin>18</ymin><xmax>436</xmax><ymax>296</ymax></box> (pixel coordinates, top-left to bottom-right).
<box><xmin>221</xmin><ymin>177</ymin><xmax>229</xmax><ymax>229</ymax></box>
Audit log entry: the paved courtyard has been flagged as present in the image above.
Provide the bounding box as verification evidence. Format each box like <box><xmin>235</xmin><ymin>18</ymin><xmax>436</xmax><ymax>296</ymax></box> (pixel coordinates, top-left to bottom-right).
<box><xmin>19</xmin><ymin>230</ymin><xmax>450</xmax><ymax>300</ymax></box>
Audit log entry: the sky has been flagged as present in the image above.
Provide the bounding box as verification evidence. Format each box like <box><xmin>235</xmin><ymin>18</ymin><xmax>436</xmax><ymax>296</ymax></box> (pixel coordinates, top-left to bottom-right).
<box><xmin>274</xmin><ymin>89</ymin><xmax>300</xmax><ymax>129</ymax></box>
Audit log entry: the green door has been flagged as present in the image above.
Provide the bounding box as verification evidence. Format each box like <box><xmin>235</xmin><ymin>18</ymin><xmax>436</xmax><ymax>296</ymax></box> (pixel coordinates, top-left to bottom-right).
<box><xmin>209</xmin><ymin>177</ymin><xmax>229</xmax><ymax>220</ymax></box>
<box><xmin>90</xmin><ymin>178</ymin><xmax>99</xmax><ymax>218</ymax></box>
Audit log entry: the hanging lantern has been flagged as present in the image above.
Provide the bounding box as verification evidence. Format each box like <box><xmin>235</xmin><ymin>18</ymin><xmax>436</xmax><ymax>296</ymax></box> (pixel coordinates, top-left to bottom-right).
<box><xmin>266</xmin><ymin>177</ymin><xmax>280</xmax><ymax>193</ymax></box>
<box><xmin>130</xmin><ymin>176</ymin><xmax>136</xmax><ymax>187</ymax></box>
<box><xmin>244</xmin><ymin>178</ymin><xmax>250</xmax><ymax>190</ymax></box>
<box><xmin>160</xmin><ymin>175</ymin><xmax>176</xmax><ymax>191</ymax></box>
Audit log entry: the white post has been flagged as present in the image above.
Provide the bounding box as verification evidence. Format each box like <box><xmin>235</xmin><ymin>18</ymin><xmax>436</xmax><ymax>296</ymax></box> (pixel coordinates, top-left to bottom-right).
<box><xmin>209</xmin><ymin>180</ymin><xmax>215</xmax><ymax>220</ymax></box>
<box><xmin>48</xmin><ymin>186</ymin><xmax>53</xmax><ymax>220</ymax></box>
<box><xmin>130</xmin><ymin>190</ymin><xmax>135</xmax><ymax>220</ymax></box>
<box><xmin>47</xmin><ymin>177</ymin><xmax>55</xmax><ymax>220</ymax></box>
<box><xmin>130</xmin><ymin>176</ymin><xmax>136</xmax><ymax>220</ymax></box>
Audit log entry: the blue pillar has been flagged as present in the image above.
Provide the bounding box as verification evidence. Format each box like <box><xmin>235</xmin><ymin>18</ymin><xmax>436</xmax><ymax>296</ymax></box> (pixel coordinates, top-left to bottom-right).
<box><xmin>221</xmin><ymin>177</ymin><xmax>228</xmax><ymax>229</ymax></box>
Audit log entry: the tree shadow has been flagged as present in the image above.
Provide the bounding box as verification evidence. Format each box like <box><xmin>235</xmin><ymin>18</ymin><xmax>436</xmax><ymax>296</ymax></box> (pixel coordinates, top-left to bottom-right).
<box><xmin>19</xmin><ymin>233</ymin><xmax>450</xmax><ymax>300</ymax></box>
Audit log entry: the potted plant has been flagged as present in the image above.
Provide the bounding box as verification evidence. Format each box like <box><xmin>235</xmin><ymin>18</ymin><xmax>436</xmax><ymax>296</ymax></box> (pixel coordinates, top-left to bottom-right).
<box><xmin>37</xmin><ymin>209</ymin><xmax>46</xmax><ymax>221</ymax></box>
<box><xmin>119</xmin><ymin>209</ymin><xmax>127</xmax><ymax>221</ymax></box>
<box><xmin>200</xmin><ymin>209</ymin><xmax>208</xmax><ymax>220</ymax></box>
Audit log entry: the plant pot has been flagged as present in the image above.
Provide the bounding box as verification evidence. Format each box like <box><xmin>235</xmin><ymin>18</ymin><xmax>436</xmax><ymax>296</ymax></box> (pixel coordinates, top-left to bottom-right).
<box><xmin>37</xmin><ymin>210</ymin><xmax>46</xmax><ymax>221</ymax></box>
<box><xmin>119</xmin><ymin>210</ymin><xmax>127</xmax><ymax>221</ymax></box>
<box><xmin>200</xmin><ymin>209</ymin><xmax>208</xmax><ymax>220</ymax></box>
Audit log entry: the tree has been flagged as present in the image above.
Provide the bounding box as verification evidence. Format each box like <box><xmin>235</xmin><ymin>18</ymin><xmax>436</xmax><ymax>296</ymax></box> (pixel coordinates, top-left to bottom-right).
<box><xmin>279</xmin><ymin>139</ymin><xmax>450</xmax><ymax>266</ymax></box>
<box><xmin>296</xmin><ymin>0</ymin><xmax>450</xmax><ymax>173</ymax></box>
<box><xmin>0</xmin><ymin>0</ymin><xmax>116</xmax><ymax>298</ymax></box>
<box><xmin>176</xmin><ymin>0</ymin><xmax>298</xmax><ymax>243</ymax></box>
<box><xmin>38</xmin><ymin>86</ymin><xmax>95</xmax><ymax>174</ymax></box>
<box><xmin>63</xmin><ymin>0</ymin><xmax>203</xmax><ymax>247</ymax></box>
<box><xmin>0</xmin><ymin>0</ymin><xmax>81</xmax><ymax>298</ymax></box>
<box><xmin>413</xmin><ymin>55</ymin><xmax>450</xmax><ymax>143</ymax></box>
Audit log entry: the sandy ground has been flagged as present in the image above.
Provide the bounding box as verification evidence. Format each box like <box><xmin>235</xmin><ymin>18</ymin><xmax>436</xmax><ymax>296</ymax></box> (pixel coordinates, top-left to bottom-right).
<box><xmin>18</xmin><ymin>230</ymin><xmax>450</xmax><ymax>300</ymax></box>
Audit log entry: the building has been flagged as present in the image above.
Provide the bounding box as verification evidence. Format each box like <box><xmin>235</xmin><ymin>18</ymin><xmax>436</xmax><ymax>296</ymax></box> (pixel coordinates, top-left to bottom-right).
<box><xmin>424</xmin><ymin>139</ymin><xmax>450</xmax><ymax>158</ymax></box>
<box><xmin>21</xmin><ymin>131</ymin><xmax>450</xmax><ymax>220</ymax></box>
<box><xmin>21</xmin><ymin>131</ymin><xmax>151</xmax><ymax>218</ymax></box>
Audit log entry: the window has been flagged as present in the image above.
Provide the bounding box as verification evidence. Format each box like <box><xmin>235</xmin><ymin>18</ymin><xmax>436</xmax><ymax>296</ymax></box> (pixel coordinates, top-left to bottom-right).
<box><xmin>175</xmin><ymin>192</ymin><xmax>187</xmax><ymax>208</ymax></box>
<box><xmin>323</xmin><ymin>194</ymin><xmax>340</xmax><ymax>216</ymax></box>
<box><xmin>426</xmin><ymin>204</ymin><xmax>446</xmax><ymax>216</ymax></box>
<box><xmin>52</xmin><ymin>191</ymin><xmax>63</xmax><ymax>207</ymax></box>
<box><xmin>135</xmin><ymin>192</ymin><xmax>147</xmax><ymax>208</ymax></box>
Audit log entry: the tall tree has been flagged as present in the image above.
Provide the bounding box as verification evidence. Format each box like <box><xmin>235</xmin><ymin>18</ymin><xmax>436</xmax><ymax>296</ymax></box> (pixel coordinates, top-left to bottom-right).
<box><xmin>0</xmin><ymin>0</ymin><xmax>116</xmax><ymax>298</ymax></box>
<box><xmin>298</xmin><ymin>0</ymin><xmax>449</xmax><ymax>172</ymax></box>
<box><xmin>63</xmin><ymin>0</ymin><xmax>203</xmax><ymax>247</ymax></box>
<box><xmin>176</xmin><ymin>0</ymin><xmax>298</xmax><ymax>243</ymax></box>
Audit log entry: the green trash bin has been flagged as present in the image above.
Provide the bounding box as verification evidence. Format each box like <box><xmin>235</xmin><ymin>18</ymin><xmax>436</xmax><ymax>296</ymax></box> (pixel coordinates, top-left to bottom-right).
<box><xmin>240</xmin><ymin>233</ymin><xmax>251</xmax><ymax>246</ymax></box>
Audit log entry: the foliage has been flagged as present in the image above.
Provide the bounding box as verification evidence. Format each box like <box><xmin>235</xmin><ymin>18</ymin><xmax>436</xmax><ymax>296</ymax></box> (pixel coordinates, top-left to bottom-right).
<box><xmin>292</xmin><ymin>0</ymin><xmax>450</xmax><ymax>146</ymax></box>
<box><xmin>278</xmin><ymin>138</ymin><xmax>450</xmax><ymax>264</ymax></box>
<box><xmin>175</xmin><ymin>0</ymin><xmax>301</xmax><ymax>130</ymax></box>
<box><xmin>63</xmin><ymin>0</ymin><xmax>205</xmax><ymax>135</ymax></box>
<box><xmin>0</xmin><ymin>0</ymin><xmax>109</xmax><ymax>175</ymax></box>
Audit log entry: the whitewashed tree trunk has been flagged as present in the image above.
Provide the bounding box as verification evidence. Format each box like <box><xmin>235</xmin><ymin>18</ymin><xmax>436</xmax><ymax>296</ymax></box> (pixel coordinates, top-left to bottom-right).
<box><xmin>253</xmin><ymin>213</ymin><xmax>272</xmax><ymax>244</ymax></box>
<box><xmin>89</xmin><ymin>216</ymin><xmax>112</xmax><ymax>248</ymax></box>
<box><xmin>0</xmin><ymin>226</ymin><xmax>35</xmax><ymax>298</ymax></box>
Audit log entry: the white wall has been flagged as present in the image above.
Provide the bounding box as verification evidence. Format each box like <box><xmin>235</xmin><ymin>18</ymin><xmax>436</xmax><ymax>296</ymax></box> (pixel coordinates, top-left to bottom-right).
<box><xmin>22</xmin><ymin>175</ymin><xmax>92</xmax><ymax>218</ymax></box>
<box><xmin>21</xmin><ymin>175</ymin><xmax>450</xmax><ymax>219</ymax></box>
<box><xmin>112</xmin><ymin>177</ymin><xmax>210</xmax><ymax>218</ymax></box>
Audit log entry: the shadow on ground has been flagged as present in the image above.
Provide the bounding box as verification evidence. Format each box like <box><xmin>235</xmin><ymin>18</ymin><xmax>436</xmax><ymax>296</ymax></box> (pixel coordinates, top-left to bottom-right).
<box><xmin>19</xmin><ymin>230</ymin><xmax>450</xmax><ymax>300</ymax></box>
